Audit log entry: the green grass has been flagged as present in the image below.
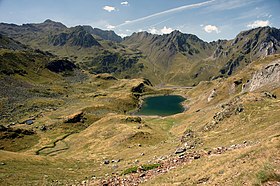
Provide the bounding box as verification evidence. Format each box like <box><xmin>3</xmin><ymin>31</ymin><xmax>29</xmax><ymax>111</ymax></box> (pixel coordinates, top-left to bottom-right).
<box><xmin>121</xmin><ymin>163</ymin><xmax>161</xmax><ymax>175</ymax></box>
<box><xmin>122</xmin><ymin>166</ymin><xmax>138</xmax><ymax>175</ymax></box>
<box><xmin>141</xmin><ymin>163</ymin><xmax>161</xmax><ymax>171</ymax></box>
<box><xmin>255</xmin><ymin>165</ymin><xmax>280</xmax><ymax>184</ymax></box>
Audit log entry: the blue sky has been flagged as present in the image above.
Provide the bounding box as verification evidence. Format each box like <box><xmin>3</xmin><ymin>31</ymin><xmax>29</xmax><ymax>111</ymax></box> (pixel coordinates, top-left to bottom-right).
<box><xmin>0</xmin><ymin>0</ymin><xmax>279</xmax><ymax>41</ymax></box>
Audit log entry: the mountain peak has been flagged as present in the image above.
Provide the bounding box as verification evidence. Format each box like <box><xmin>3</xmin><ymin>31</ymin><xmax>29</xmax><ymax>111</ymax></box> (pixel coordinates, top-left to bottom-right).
<box><xmin>39</xmin><ymin>19</ymin><xmax>67</xmax><ymax>30</ymax></box>
<box><xmin>44</xmin><ymin>19</ymin><xmax>55</xmax><ymax>23</ymax></box>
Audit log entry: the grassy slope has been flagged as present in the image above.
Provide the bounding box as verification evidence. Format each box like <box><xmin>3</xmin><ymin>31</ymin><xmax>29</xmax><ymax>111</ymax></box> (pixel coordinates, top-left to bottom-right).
<box><xmin>0</xmin><ymin>55</ymin><xmax>279</xmax><ymax>185</ymax></box>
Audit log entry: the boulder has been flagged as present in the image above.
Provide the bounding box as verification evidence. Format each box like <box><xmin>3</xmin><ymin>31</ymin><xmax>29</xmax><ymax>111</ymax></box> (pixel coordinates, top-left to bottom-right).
<box><xmin>125</xmin><ymin>116</ymin><xmax>141</xmax><ymax>123</ymax></box>
<box><xmin>63</xmin><ymin>111</ymin><xmax>84</xmax><ymax>123</ymax></box>
<box><xmin>46</xmin><ymin>59</ymin><xmax>76</xmax><ymax>73</ymax></box>
<box><xmin>208</xmin><ymin>89</ymin><xmax>217</xmax><ymax>102</ymax></box>
<box><xmin>25</xmin><ymin>120</ymin><xmax>33</xmax><ymax>125</ymax></box>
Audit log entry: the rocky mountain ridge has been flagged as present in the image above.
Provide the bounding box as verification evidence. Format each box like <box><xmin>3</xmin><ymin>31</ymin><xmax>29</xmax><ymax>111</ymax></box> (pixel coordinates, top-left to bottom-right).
<box><xmin>0</xmin><ymin>20</ymin><xmax>279</xmax><ymax>85</ymax></box>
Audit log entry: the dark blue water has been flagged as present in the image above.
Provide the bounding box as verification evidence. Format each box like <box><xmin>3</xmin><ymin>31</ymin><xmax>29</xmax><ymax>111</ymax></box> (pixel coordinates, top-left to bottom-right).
<box><xmin>136</xmin><ymin>95</ymin><xmax>185</xmax><ymax>116</ymax></box>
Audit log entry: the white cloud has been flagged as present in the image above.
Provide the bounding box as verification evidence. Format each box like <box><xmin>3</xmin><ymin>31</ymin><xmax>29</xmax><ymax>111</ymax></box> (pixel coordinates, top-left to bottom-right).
<box><xmin>121</xmin><ymin>1</ymin><xmax>129</xmax><ymax>6</ymax></box>
<box><xmin>103</xmin><ymin>6</ymin><xmax>116</xmax><ymax>12</ymax></box>
<box><xmin>161</xmin><ymin>26</ymin><xmax>174</xmax><ymax>34</ymax></box>
<box><xmin>148</xmin><ymin>26</ymin><xmax>174</xmax><ymax>35</ymax></box>
<box><xmin>204</xmin><ymin>25</ymin><xmax>220</xmax><ymax>33</ymax></box>
<box><xmin>247</xmin><ymin>20</ymin><xmax>270</xmax><ymax>28</ymax></box>
<box><xmin>119</xmin><ymin>33</ymin><xmax>128</xmax><ymax>38</ymax></box>
<box><xmin>116</xmin><ymin>0</ymin><xmax>215</xmax><ymax>27</ymax></box>
<box><xmin>149</xmin><ymin>28</ymin><xmax>158</xmax><ymax>34</ymax></box>
<box><xmin>106</xmin><ymin>24</ymin><xmax>115</xmax><ymax>29</ymax></box>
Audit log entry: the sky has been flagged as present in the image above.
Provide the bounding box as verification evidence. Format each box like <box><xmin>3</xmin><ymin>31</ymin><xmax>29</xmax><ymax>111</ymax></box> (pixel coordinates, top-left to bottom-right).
<box><xmin>0</xmin><ymin>0</ymin><xmax>279</xmax><ymax>42</ymax></box>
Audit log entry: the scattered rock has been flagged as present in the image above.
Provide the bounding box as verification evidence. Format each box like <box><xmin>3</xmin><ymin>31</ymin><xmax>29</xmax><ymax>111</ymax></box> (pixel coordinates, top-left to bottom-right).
<box><xmin>233</xmin><ymin>79</ymin><xmax>243</xmax><ymax>86</ymax></box>
<box><xmin>262</xmin><ymin>92</ymin><xmax>277</xmax><ymax>99</ymax></box>
<box><xmin>104</xmin><ymin>160</ymin><xmax>110</xmax><ymax>165</ymax></box>
<box><xmin>111</xmin><ymin>159</ymin><xmax>120</xmax><ymax>163</ymax></box>
<box><xmin>0</xmin><ymin>162</ymin><xmax>5</xmax><ymax>165</ymax></box>
<box><xmin>208</xmin><ymin>89</ymin><xmax>217</xmax><ymax>102</ymax></box>
<box><xmin>125</xmin><ymin>116</ymin><xmax>141</xmax><ymax>123</ymax></box>
<box><xmin>40</xmin><ymin>125</ymin><xmax>47</xmax><ymax>131</ymax></box>
<box><xmin>197</xmin><ymin>177</ymin><xmax>209</xmax><ymax>184</ymax></box>
<box><xmin>181</xmin><ymin>129</ymin><xmax>194</xmax><ymax>142</ymax></box>
<box><xmin>175</xmin><ymin>147</ymin><xmax>186</xmax><ymax>154</ymax></box>
<box><xmin>204</xmin><ymin>97</ymin><xmax>244</xmax><ymax>131</ymax></box>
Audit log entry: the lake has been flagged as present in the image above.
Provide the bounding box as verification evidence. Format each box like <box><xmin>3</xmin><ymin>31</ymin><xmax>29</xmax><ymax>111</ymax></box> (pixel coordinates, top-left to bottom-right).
<box><xmin>136</xmin><ymin>95</ymin><xmax>185</xmax><ymax>116</ymax></box>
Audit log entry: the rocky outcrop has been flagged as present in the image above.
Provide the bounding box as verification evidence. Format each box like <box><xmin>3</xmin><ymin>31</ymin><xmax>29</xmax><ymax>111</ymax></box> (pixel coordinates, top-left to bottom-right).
<box><xmin>207</xmin><ymin>89</ymin><xmax>217</xmax><ymax>102</ymax></box>
<box><xmin>204</xmin><ymin>97</ymin><xmax>244</xmax><ymax>131</ymax></box>
<box><xmin>49</xmin><ymin>26</ymin><xmax>101</xmax><ymax>48</ymax></box>
<box><xmin>95</xmin><ymin>73</ymin><xmax>117</xmax><ymax>80</ymax></box>
<box><xmin>46</xmin><ymin>59</ymin><xmax>76</xmax><ymax>73</ymax></box>
<box><xmin>63</xmin><ymin>111</ymin><xmax>84</xmax><ymax>123</ymax></box>
<box><xmin>243</xmin><ymin>59</ymin><xmax>280</xmax><ymax>92</ymax></box>
<box><xmin>82</xmin><ymin>26</ymin><xmax>123</xmax><ymax>43</ymax></box>
<box><xmin>0</xmin><ymin>125</ymin><xmax>35</xmax><ymax>140</ymax></box>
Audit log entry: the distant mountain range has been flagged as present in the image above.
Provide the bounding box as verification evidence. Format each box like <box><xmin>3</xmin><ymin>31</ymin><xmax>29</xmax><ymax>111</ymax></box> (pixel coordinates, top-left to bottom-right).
<box><xmin>1</xmin><ymin>19</ymin><xmax>279</xmax><ymax>85</ymax></box>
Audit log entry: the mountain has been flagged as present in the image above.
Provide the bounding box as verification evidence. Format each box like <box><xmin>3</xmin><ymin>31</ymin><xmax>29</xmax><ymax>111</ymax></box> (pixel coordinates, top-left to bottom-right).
<box><xmin>0</xmin><ymin>33</ymin><xmax>28</xmax><ymax>50</ymax></box>
<box><xmin>0</xmin><ymin>20</ymin><xmax>279</xmax><ymax>86</ymax></box>
<box><xmin>82</xmin><ymin>26</ymin><xmax>123</xmax><ymax>42</ymax></box>
<box><xmin>49</xmin><ymin>26</ymin><xmax>101</xmax><ymax>47</ymax></box>
<box><xmin>212</xmin><ymin>26</ymin><xmax>280</xmax><ymax>76</ymax></box>
<box><xmin>123</xmin><ymin>30</ymin><xmax>216</xmax><ymax>85</ymax></box>
<box><xmin>123</xmin><ymin>26</ymin><xmax>280</xmax><ymax>85</ymax></box>
<box><xmin>0</xmin><ymin>21</ymin><xmax>280</xmax><ymax>186</ymax></box>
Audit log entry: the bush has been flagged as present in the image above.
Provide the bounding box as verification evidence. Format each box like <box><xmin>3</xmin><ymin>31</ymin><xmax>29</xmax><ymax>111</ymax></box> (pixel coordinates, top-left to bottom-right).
<box><xmin>256</xmin><ymin>165</ymin><xmax>280</xmax><ymax>184</ymax></box>
<box><xmin>141</xmin><ymin>163</ymin><xmax>161</xmax><ymax>171</ymax></box>
<box><xmin>122</xmin><ymin>166</ymin><xmax>138</xmax><ymax>175</ymax></box>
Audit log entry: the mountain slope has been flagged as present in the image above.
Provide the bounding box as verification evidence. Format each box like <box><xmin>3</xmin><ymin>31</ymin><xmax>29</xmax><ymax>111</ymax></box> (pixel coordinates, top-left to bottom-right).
<box><xmin>0</xmin><ymin>20</ymin><xmax>279</xmax><ymax>86</ymax></box>
<box><xmin>123</xmin><ymin>27</ymin><xmax>280</xmax><ymax>85</ymax></box>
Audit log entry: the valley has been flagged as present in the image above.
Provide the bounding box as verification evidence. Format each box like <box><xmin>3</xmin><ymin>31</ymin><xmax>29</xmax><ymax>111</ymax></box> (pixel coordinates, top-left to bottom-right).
<box><xmin>0</xmin><ymin>20</ymin><xmax>279</xmax><ymax>185</ymax></box>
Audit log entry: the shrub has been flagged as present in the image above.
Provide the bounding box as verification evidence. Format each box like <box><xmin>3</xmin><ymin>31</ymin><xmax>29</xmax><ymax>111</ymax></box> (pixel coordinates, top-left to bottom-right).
<box><xmin>122</xmin><ymin>166</ymin><xmax>138</xmax><ymax>175</ymax></box>
<box><xmin>141</xmin><ymin>163</ymin><xmax>161</xmax><ymax>171</ymax></box>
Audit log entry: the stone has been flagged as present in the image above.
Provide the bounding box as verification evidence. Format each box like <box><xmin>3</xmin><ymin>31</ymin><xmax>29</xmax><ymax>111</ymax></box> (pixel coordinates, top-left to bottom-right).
<box><xmin>40</xmin><ymin>125</ymin><xmax>47</xmax><ymax>131</ymax></box>
<box><xmin>25</xmin><ymin>120</ymin><xmax>33</xmax><ymax>125</ymax></box>
<box><xmin>193</xmin><ymin>154</ymin><xmax>200</xmax><ymax>159</ymax></box>
<box><xmin>104</xmin><ymin>160</ymin><xmax>110</xmax><ymax>164</ymax></box>
<box><xmin>208</xmin><ymin>89</ymin><xmax>217</xmax><ymax>102</ymax></box>
<box><xmin>112</xmin><ymin>159</ymin><xmax>120</xmax><ymax>163</ymax></box>
<box><xmin>175</xmin><ymin>147</ymin><xmax>186</xmax><ymax>154</ymax></box>
<box><xmin>262</xmin><ymin>92</ymin><xmax>277</xmax><ymax>99</ymax></box>
<box><xmin>63</xmin><ymin>111</ymin><xmax>84</xmax><ymax>123</ymax></box>
<box><xmin>125</xmin><ymin>116</ymin><xmax>141</xmax><ymax>123</ymax></box>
